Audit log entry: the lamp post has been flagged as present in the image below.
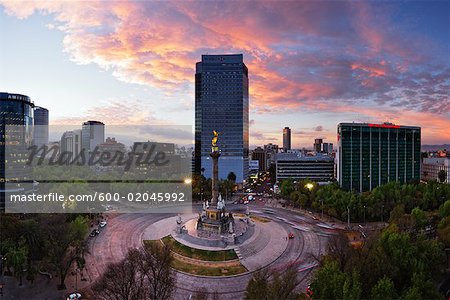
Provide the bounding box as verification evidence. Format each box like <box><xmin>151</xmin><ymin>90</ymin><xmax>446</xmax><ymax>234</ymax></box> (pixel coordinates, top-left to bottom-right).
<box><xmin>347</xmin><ymin>206</ymin><xmax>350</xmax><ymax>229</ymax></box>
<box><xmin>363</xmin><ymin>205</ymin><xmax>366</xmax><ymax>225</ymax></box>
<box><xmin>320</xmin><ymin>198</ymin><xmax>324</xmax><ymax>220</ymax></box>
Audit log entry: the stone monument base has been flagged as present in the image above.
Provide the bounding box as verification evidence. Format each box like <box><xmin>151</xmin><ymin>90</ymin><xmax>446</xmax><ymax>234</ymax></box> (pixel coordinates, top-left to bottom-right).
<box><xmin>197</xmin><ymin>208</ymin><xmax>231</xmax><ymax>234</ymax></box>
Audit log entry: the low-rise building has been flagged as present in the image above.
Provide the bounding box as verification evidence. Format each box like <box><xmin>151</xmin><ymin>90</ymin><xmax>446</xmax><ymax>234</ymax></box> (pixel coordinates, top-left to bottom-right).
<box><xmin>422</xmin><ymin>157</ymin><xmax>449</xmax><ymax>183</ymax></box>
<box><xmin>275</xmin><ymin>152</ymin><xmax>334</xmax><ymax>183</ymax></box>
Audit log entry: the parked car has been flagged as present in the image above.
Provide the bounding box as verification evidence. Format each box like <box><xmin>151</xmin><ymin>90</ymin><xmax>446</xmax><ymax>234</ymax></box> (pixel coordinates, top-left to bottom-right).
<box><xmin>99</xmin><ymin>220</ymin><xmax>107</xmax><ymax>228</ymax></box>
<box><xmin>90</xmin><ymin>229</ymin><xmax>100</xmax><ymax>237</ymax></box>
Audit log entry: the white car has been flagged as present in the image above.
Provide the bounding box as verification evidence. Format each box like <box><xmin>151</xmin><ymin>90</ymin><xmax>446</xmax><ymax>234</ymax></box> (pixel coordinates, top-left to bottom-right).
<box><xmin>67</xmin><ymin>292</ymin><xmax>81</xmax><ymax>300</ymax></box>
<box><xmin>99</xmin><ymin>220</ymin><xmax>107</xmax><ymax>228</ymax></box>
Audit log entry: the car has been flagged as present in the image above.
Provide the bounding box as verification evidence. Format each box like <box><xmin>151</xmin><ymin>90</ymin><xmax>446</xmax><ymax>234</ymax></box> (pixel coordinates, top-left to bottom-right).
<box><xmin>90</xmin><ymin>229</ymin><xmax>100</xmax><ymax>237</ymax></box>
<box><xmin>99</xmin><ymin>220</ymin><xmax>107</xmax><ymax>228</ymax></box>
<box><xmin>288</xmin><ymin>232</ymin><xmax>295</xmax><ymax>239</ymax></box>
<box><xmin>66</xmin><ymin>292</ymin><xmax>82</xmax><ymax>299</ymax></box>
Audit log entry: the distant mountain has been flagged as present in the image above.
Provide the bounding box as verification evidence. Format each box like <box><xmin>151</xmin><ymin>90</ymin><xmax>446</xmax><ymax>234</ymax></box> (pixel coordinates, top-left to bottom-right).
<box><xmin>422</xmin><ymin>144</ymin><xmax>450</xmax><ymax>151</ymax></box>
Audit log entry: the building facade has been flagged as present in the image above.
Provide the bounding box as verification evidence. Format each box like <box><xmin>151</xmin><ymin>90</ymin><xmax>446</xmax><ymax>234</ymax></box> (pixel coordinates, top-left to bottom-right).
<box><xmin>275</xmin><ymin>152</ymin><xmax>334</xmax><ymax>183</ymax></box>
<box><xmin>283</xmin><ymin>127</ymin><xmax>291</xmax><ymax>151</ymax></box>
<box><xmin>422</xmin><ymin>157</ymin><xmax>449</xmax><ymax>183</ymax></box>
<box><xmin>322</xmin><ymin>142</ymin><xmax>333</xmax><ymax>154</ymax></box>
<box><xmin>337</xmin><ymin>122</ymin><xmax>421</xmax><ymax>192</ymax></box>
<box><xmin>251</xmin><ymin>147</ymin><xmax>267</xmax><ymax>172</ymax></box>
<box><xmin>194</xmin><ymin>54</ymin><xmax>249</xmax><ymax>182</ymax></box>
<box><xmin>0</xmin><ymin>92</ymin><xmax>34</xmax><ymax>209</ymax></box>
<box><xmin>60</xmin><ymin>129</ymin><xmax>82</xmax><ymax>164</ymax></box>
<box><xmin>82</xmin><ymin>120</ymin><xmax>105</xmax><ymax>153</ymax></box>
<box><xmin>33</xmin><ymin>106</ymin><xmax>49</xmax><ymax>148</ymax></box>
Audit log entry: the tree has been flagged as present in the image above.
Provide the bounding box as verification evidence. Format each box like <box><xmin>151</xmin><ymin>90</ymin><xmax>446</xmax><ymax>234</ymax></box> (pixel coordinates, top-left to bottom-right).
<box><xmin>245</xmin><ymin>269</ymin><xmax>269</xmax><ymax>299</ymax></box>
<box><xmin>438</xmin><ymin>169</ymin><xmax>447</xmax><ymax>183</ymax></box>
<box><xmin>5</xmin><ymin>246</ymin><xmax>27</xmax><ymax>286</ymax></box>
<box><xmin>94</xmin><ymin>244</ymin><xmax>175</xmax><ymax>300</ymax></box>
<box><xmin>342</xmin><ymin>271</ymin><xmax>362</xmax><ymax>300</ymax></box>
<box><xmin>310</xmin><ymin>260</ymin><xmax>347</xmax><ymax>299</ymax></box>
<box><xmin>140</xmin><ymin>242</ymin><xmax>175</xmax><ymax>300</ymax></box>
<box><xmin>245</xmin><ymin>265</ymin><xmax>300</xmax><ymax>300</ymax></box>
<box><xmin>439</xmin><ymin>200</ymin><xmax>450</xmax><ymax>218</ymax></box>
<box><xmin>370</xmin><ymin>276</ymin><xmax>397</xmax><ymax>299</ymax></box>
<box><xmin>92</xmin><ymin>248</ymin><xmax>146</xmax><ymax>300</ymax></box>
<box><xmin>411</xmin><ymin>207</ymin><xmax>427</xmax><ymax>230</ymax></box>
<box><xmin>437</xmin><ymin>216</ymin><xmax>450</xmax><ymax>247</ymax></box>
<box><xmin>280</xmin><ymin>179</ymin><xmax>295</xmax><ymax>198</ymax></box>
<box><xmin>43</xmin><ymin>215</ymin><xmax>88</xmax><ymax>289</ymax></box>
<box><xmin>327</xmin><ymin>232</ymin><xmax>353</xmax><ymax>271</ymax></box>
<box><xmin>227</xmin><ymin>171</ymin><xmax>237</xmax><ymax>182</ymax></box>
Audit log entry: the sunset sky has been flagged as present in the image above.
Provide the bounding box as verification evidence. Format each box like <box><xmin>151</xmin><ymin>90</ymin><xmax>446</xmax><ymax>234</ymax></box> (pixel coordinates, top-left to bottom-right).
<box><xmin>1</xmin><ymin>1</ymin><xmax>449</xmax><ymax>148</ymax></box>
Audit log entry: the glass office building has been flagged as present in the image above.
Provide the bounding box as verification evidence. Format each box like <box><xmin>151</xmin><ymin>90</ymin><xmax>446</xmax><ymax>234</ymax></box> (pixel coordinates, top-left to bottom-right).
<box><xmin>337</xmin><ymin>122</ymin><xmax>421</xmax><ymax>192</ymax></box>
<box><xmin>0</xmin><ymin>92</ymin><xmax>34</xmax><ymax>209</ymax></box>
<box><xmin>194</xmin><ymin>54</ymin><xmax>249</xmax><ymax>182</ymax></box>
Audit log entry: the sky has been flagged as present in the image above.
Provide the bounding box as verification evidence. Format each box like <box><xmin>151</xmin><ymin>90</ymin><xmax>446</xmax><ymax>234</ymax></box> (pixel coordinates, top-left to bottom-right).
<box><xmin>1</xmin><ymin>1</ymin><xmax>449</xmax><ymax>148</ymax></box>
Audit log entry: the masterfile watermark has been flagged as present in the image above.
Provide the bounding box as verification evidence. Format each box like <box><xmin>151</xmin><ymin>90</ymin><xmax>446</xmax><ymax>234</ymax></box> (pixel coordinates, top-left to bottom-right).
<box><xmin>26</xmin><ymin>142</ymin><xmax>170</xmax><ymax>171</ymax></box>
<box><xmin>3</xmin><ymin>125</ymin><xmax>193</xmax><ymax>214</ymax></box>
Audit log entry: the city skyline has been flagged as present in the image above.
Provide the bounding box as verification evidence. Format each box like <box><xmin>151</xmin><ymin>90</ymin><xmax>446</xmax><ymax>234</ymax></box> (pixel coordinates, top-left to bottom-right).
<box><xmin>1</xmin><ymin>1</ymin><xmax>449</xmax><ymax>148</ymax></box>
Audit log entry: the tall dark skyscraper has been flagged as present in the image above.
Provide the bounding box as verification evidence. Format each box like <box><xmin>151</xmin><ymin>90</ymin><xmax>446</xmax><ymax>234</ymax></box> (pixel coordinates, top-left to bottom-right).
<box><xmin>283</xmin><ymin>127</ymin><xmax>291</xmax><ymax>151</ymax></box>
<box><xmin>194</xmin><ymin>54</ymin><xmax>249</xmax><ymax>182</ymax></box>
<box><xmin>33</xmin><ymin>106</ymin><xmax>49</xmax><ymax>147</ymax></box>
<box><xmin>0</xmin><ymin>92</ymin><xmax>34</xmax><ymax>209</ymax></box>
<box><xmin>337</xmin><ymin>122</ymin><xmax>421</xmax><ymax>192</ymax></box>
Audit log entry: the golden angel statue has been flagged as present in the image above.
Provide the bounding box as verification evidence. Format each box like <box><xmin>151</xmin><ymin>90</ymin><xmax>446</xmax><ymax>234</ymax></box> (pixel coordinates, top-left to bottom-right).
<box><xmin>212</xmin><ymin>130</ymin><xmax>219</xmax><ymax>147</ymax></box>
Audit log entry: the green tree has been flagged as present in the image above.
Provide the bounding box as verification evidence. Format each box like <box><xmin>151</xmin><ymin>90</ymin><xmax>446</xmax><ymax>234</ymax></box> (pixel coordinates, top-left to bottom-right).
<box><xmin>227</xmin><ymin>171</ymin><xmax>237</xmax><ymax>182</ymax></box>
<box><xmin>439</xmin><ymin>200</ymin><xmax>450</xmax><ymax>218</ymax></box>
<box><xmin>43</xmin><ymin>215</ymin><xmax>88</xmax><ymax>289</ymax></box>
<box><xmin>437</xmin><ymin>216</ymin><xmax>450</xmax><ymax>247</ymax></box>
<box><xmin>411</xmin><ymin>207</ymin><xmax>427</xmax><ymax>229</ymax></box>
<box><xmin>310</xmin><ymin>260</ymin><xmax>347</xmax><ymax>299</ymax></box>
<box><xmin>5</xmin><ymin>246</ymin><xmax>28</xmax><ymax>286</ymax></box>
<box><xmin>342</xmin><ymin>271</ymin><xmax>362</xmax><ymax>300</ymax></box>
<box><xmin>370</xmin><ymin>276</ymin><xmax>397</xmax><ymax>300</ymax></box>
<box><xmin>280</xmin><ymin>179</ymin><xmax>295</xmax><ymax>198</ymax></box>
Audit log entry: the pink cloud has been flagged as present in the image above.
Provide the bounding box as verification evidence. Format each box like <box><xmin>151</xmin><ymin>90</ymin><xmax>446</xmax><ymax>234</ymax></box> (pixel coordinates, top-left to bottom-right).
<box><xmin>1</xmin><ymin>1</ymin><xmax>449</xmax><ymax>143</ymax></box>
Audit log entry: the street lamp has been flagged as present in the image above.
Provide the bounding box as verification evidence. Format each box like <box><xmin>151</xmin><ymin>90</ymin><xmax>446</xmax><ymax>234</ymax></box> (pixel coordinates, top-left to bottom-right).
<box><xmin>200</xmin><ymin>167</ymin><xmax>205</xmax><ymax>202</ymax></box>
<box><xmin>320</xmin><ymin>199</ymin><xmax>324</xmax><ymax>220</ymax></box>
<box><xmin>305</xmin><ymin>183</ymin><xmax>314</xmax><ymax>191</ymax></box>
<box><xmin>363</xmin><ymin>205</ymin><xmax>366</xmax><ymax>225</ymax></box>
<box><xmin>347</xmin><ymin>206</ymin><xmax>351</xmax><ymax>229</ymax></box>
<box><xmin>184</xmin><ymin>178</ymin><xmax>192</xmax><ymax>185</ymax></box>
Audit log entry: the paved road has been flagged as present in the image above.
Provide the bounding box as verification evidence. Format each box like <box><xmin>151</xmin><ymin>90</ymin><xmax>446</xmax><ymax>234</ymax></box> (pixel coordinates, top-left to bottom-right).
<box><xmin>81</xmin><ymin>203</ymin><xmax>331</xmax><ymax>299</ymax></box>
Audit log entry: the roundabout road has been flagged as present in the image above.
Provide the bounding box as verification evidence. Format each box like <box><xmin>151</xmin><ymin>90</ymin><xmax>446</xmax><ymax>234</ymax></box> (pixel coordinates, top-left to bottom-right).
<box><xmin>84</xmin><ymin>204</ymin><xmax>332</xmax><ymax>299</ymax></box>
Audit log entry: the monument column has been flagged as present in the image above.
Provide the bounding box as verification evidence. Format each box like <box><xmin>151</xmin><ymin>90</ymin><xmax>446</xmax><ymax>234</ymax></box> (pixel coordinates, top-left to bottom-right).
<box><xmin>210</xmin><ymin>151</ymin><xmax>220</xmax><ymax>206</ymax></box>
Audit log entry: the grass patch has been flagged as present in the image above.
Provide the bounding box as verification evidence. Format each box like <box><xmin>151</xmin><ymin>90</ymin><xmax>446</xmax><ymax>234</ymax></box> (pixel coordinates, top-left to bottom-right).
<box><xmin>157</xmin><ymin>235</ymin><xmax>238</xmax><ymax>261</ymax></box>
<box><xmin>250</xmin><ymin>215</ymin><xmax>271</xmax><ymax>223</ymax></box>
<box><xmin>170</xmin><ymin>258</ymin><xmax>247</xmax><ymax>276</ymax></box>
